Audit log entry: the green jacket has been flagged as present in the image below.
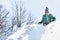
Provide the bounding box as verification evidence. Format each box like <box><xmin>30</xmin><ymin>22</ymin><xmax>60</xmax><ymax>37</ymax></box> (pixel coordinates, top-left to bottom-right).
<box><xmin>39</xmin><ymin>13</ymin><xmax>56</xmax><ymax>24</ymax></box>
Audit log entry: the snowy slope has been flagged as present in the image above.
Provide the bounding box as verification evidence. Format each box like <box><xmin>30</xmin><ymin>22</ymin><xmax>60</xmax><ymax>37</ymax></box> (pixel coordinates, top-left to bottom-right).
<box><xmin>41</xmin><ymin>20</ymin><xmax>60</xmax><ymax>40</ymax></box>
<box><xmin>7</xmin><ymin>24</ymin><xmax>45</xmax><ymax>40</ymax></box>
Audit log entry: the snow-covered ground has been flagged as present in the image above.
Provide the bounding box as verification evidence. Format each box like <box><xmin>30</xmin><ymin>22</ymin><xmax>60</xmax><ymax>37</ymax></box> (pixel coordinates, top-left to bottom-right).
<box><xmin>7</xmin><ymin>24</ymin><xmax>45</xmax><ymax>40</ymax></box>
<box><xmin>41</xmin><ymin>20</ymin><xmax>60</xmax><ymax>40</ymax></box>
<box><xmin>7</xmin><ymin>20</ymin><xmax>60</xmax><ymax>40</ymax></box>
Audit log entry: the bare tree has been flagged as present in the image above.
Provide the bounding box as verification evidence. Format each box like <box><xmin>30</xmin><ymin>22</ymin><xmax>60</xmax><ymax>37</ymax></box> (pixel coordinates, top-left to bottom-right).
<box><xmin>11</xmin><ymin>0</ymin><xmax>26</xmax><ymax>28</ymax></box>
<box><xmin>19</xmin><ymin>6</ymin><xmax>26</xmax><ymax>27</ymax></box>
<box><xmin>0</xmin><ymin>5</ymin><xmax>9</xmax><ymax>35</ymax></box>
<box><xmin>27</xmin><ymin>13</ymin><xmax>35</xmax><ymax>25</ymax></box>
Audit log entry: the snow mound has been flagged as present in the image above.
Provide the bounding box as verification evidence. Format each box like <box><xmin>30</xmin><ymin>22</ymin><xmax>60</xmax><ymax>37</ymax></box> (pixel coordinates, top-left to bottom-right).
<box><xmin>41</xmin><ymin>20</ymin><xmax>60</xmax><ymax>40</ymax></box>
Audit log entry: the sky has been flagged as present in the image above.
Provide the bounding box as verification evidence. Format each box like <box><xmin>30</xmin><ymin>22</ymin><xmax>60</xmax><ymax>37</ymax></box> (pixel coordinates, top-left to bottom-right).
<box><xmin>0</xmin><ymin>0</ymin><xmax>60</xmax><ymax>22</ymax></box>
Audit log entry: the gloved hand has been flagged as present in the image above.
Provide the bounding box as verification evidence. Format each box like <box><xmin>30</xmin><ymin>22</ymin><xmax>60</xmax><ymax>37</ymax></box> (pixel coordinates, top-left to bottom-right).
<box><xmin>38</xmin><ymin>21</ymin><xmax>42</xmax><ymax>24</ymax></box>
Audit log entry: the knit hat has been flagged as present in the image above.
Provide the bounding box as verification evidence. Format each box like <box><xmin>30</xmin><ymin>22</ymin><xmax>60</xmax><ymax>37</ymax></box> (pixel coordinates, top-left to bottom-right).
<box><xmin>45</xmin><ymin>7</ymin><xmax>49</xmax><ymax>12</ymax></box>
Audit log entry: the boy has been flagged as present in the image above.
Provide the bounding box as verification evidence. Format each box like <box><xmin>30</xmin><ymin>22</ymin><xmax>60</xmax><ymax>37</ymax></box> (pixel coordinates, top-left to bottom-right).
<box><xmin>38</xmin><ymin>7</ymin><xmax>56</xmax><ymax>25</ymax></box>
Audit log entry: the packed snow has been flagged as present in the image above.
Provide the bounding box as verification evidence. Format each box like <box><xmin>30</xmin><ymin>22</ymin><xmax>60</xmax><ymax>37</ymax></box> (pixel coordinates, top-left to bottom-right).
<box><xmin>41</xmin><ymin>20</ymin><xmax>60</xmax><ymax>40</ymax></box>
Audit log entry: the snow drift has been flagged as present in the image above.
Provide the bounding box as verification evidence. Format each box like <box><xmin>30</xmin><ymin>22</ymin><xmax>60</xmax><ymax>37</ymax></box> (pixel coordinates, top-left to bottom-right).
<box><xmin>41</xmin><ymin>20</ymin><xmax>60</xmax><ymax>40</ymax></box>
<box><xmin>7</xmin><ymin>24</ymin><xmax>42</xmax><ymax>40</ymax></box>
